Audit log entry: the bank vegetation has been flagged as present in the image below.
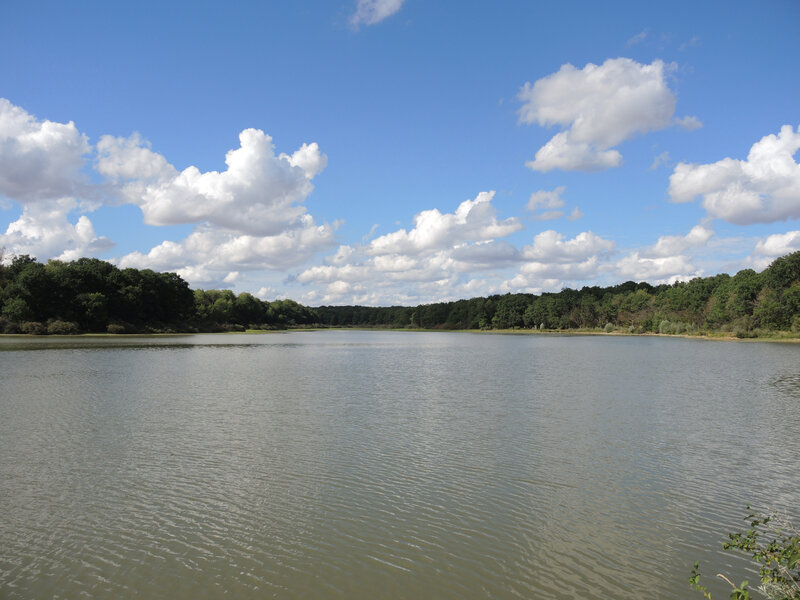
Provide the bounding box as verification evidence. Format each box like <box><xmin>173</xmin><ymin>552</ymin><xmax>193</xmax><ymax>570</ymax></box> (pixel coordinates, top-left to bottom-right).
<box><xmin>1</xmin><ymin>249</ymin><xmax>799</xmax><ymax>338</ymax></box>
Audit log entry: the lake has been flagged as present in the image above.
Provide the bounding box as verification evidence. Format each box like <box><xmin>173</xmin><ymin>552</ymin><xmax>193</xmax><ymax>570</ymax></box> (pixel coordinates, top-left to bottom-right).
<box><xmin>1</xmin><ymin>330</ymin><xmax>798</xmax><ymax>599</ymax></box>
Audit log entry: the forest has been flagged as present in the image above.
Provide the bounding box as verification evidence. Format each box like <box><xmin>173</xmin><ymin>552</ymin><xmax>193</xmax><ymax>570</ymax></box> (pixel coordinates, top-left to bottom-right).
<box><xmin>316</xmin><ymin>250</ymin><xmax>800</xmax><ymax>337</ymax></box>
<box><xmin>1</xmin><ymin>250</ymin><xmax>799</xmax><ymax>337</ymax></box>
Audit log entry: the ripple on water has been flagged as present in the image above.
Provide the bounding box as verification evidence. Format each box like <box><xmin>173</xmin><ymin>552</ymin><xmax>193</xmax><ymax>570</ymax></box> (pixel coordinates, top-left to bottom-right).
<box><xmin>1</xmin><ymin>332</ymin><xmax>799</xmax><ymax>599</ymax></box>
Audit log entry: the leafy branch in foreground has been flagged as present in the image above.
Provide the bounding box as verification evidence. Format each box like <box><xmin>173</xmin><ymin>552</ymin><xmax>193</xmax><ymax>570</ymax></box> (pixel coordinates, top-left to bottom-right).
<box><xmin>690</xmin><ymin>507</ymin><xmax>800</xmax><ymax>599</ymax></box>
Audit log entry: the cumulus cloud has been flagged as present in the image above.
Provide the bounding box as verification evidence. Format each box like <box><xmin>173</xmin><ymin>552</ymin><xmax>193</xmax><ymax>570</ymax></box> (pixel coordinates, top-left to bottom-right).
<box><xmin>0</xmin><ymin>98</ymin><xmax>90</xmax><ymax>203</ymax></box>
<box><xmin>616</xmin><ymin>253</ymin><xmax>700</xmax><ymax>283</ymax></box>
<box><xmin>527</xmin><ymin>186</ymin><xmax>584</xmax><ymax>221</ymax></box>
<box><xmin>450</xmin><ymin>240</ymin><xmax>520</xmax><ymax>269</ymax></box>
<box><xmin>527</xmin><ymin>186</ymin><xmax>565</xmax><ymax>211</ymax></box>
<box><xmin>613</xmin><ymin>224</ymin><xmax>714</xmax><ymax>283</ymax></box>
<box><xmin>527</xmin><ymin>185</ymin><xmax>564</xmax><ymax>220</ymax></box>
<box><xmin>521</xmin><ymin>230</ymin><xmax>615</xmax><ymax>263</ymax></box>
<box><xmin>525</xmin><ymin>132</ymin><xmax>622</xmax><ymax>172</ymax></box>
<box><xmin>118</xmin><ymin>216</ymin><xmax>337</xmax><ymax>288</ymax></box>
<box><xmin>497</xmin><ymin>230</ymin><xmax>616</xmax><ymax>292</ymax></box>
<box><xmin>749</xmin><ymin>230</ymin><xmax>800</xmax><ymax>270</ymax></box>
<box><xmin>97</xmin><ymin>127</ymin><xmax>336</xmax><ymax>286</ymax></box>
<box><xmin>0</xmin><ymin>99</ymin><xmax>112</xmax><ymax>260</ymax></box>
<box><xmin>518</xmin><ymin>58</ymin><xmax>680</xmax><ymax>172</ymax></box>
<box><xmin>669</xmin><ymin>124</ymin><xmax>800</xmax><ymax>225</ymax></box>
<box><xmin>0</xmin><ymin>99</ymin><xmax>332</xmax><ymax>288</ymax></box>
<box><xmin>350</xmin><ymin>0</ymin><xmax>405</xmax><ymax>28</ymax></box>
<box><xmin>97</xmin><ymin>128</ymin><xmax>326</xmax><ymax>236</ymax></box>
<box><xmin>646</xmin><ymin>224</ymin><xmax>714</xmax><ymax>258</ymax></box>
<box><xmin>366</xmin><ymin>191</ymin><xmax>522</xmax><ymax>256</ymax></box>
<box><xmin>754</xmin><ymin>230</ymin><xmax>800</xmax><ymax>258</ymax></box>
<box><xmin>0</xmin><ymin>199</ymin><xmax>113</xmax><ymax>261</ymax></box>
<box><xmin>296</xmin><ymin>192</ymin><xmax>525</xmax><ymax>304</ymax></box>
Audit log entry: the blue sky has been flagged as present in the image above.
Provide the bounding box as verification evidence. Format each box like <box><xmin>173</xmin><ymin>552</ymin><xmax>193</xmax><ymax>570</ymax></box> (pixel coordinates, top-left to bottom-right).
<box><xmin>1</xmin><ymin>0</ymin><xmax>799</xmax><ymax>305</ymax></box>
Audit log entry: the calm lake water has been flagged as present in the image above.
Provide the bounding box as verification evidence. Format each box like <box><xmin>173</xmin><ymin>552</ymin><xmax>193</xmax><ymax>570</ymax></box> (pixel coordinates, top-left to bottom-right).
<box><xmin>1</xmin><ymin>330</ymin><xmax>799</xmax><ymax>599</ymax></box>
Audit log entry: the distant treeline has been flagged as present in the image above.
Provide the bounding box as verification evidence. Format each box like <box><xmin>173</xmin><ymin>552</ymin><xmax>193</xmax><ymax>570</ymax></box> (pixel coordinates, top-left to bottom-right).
<box><xmin>1</xmin><ymin>250</ymin><xmax>799</xmax><ymax>337</ymax></box>
<box><xmin>316</xmin><ymin>251</ymin><xmax>800</xmax><ymax>337</ymax></box>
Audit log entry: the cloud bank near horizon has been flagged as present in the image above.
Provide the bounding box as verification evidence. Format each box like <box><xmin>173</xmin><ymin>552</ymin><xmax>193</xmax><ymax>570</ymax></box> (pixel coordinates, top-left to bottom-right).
<box><xmin>1</xmin><ymin>93</ymin><xmax>798</xmax><ymax>305</ymax></box>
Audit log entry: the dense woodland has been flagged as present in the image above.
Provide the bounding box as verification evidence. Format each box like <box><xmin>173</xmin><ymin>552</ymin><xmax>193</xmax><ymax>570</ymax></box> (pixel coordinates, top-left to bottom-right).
<box><xmin>0</xmin><ymin>254</ymin><xmax>316</xmax><ymax>334</ymax></box>
<box><xmin>316</xmin><ymin>250</ymin><xmax>800</xmax><ymax>337</ymax></box>
<box><xmin>1</xmin><ymin>250</ymin><xmax>799</xmax><ymax>337</ymax></box>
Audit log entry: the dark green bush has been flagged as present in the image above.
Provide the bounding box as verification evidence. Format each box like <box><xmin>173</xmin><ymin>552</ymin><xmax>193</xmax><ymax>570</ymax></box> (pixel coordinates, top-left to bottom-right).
<box><xmin>20</xmin><ymin>321</ymin><xmax>46</xmax><ymax>335</ymax></box>
<box><xmin>47</xmin><ymin>320</ymin><xmax>78</xmax><ymax>335</ymax></box>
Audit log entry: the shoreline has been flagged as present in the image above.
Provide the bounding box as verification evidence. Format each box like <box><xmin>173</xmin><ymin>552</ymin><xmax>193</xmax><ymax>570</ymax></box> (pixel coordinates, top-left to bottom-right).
<box><xmin>1</xmin><ymin>327</ymin><xmax>798</xmax><ymax>343</ymax></box>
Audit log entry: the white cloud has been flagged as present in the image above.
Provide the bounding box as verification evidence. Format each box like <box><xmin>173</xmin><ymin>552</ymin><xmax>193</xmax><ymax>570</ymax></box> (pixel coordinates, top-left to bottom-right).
<box><xmin>754</xmin><ymin>230</ymin><xmax>800</xmax><ymax>258</ymax></box>
<box><xmin>0</xmin><ymin>199</ymin><xmax>113</xmax><ymax>261</ymax></box>
<box><xmin>296</xmin><ymin>192</ymin><xmax>525</xmax><ymax>304</ymax></box>
<box><xmin>749</xmin><ymin>230</ymin><xmax>800</xmax><ymax>270</ymax></box>
<box><xmin>669</xmin><ymin>125</ymin><xmax>800</xmax><ymax>224</ymax></box>
<box><xmin>521</xmin><ymin>230</ymin><xmax>615</xmax><ymax>263</ymax></box>
<box><xmin>450</xmin><ymin>240</ymin><xmax>520</xmax><ymax>269</ymax></box>
<box><xmin>366</xmin><ymin>191</ymin><xmax>522</xmax><ymax>256</ymax></box>
<box><xmin>616</xmin><ymin>253</ymin><xmax>700</xmax><ymax>283</ymax></box>
<box><xmin>0</xmin><ymin>99</ymin><xmax>112</xmax><ymax>261</ymax></box>
<box><xmin>675</xmin><ymin>115</ymin><xmax>702</xmax><ymax>131</ymax></box>
<box><xmin>350</xmin><ymin>0</ymin><xmax>405</xmax><ymax>28</ymax></box>
<box><xmin>497</xmin><ymin>230</ymin><xmax>616</xmax><ymax>291</ymax></box>
<box><xmin>567</xmin><ymin>207</ymin><xmax>584</xmax><ymax>221</ymax></box>
<box><xmin>97</xmin><ymin>128</ymin><xmax>326</xmax><ymax>236</ymax></box>
<box><xmin>527</xmin><ymin>185</ymin><xmax>565</xmax><ymax>211</ymax></box>
<box><xmin>255</xmin><ymin>286</ymin><xmax>277</xmax><ymax>300</ymax></box>
<box><xmin>525</xmin><ymin>132</ymin><xmax>622</xmax><ymax>172</ymax></box>
<box><xmin>118</xmin><ymin>216</ymin><xmax>337</xmax><ymax>287</ymax></box>
<box><xmin>518</xmin><ymin>58</ymin><xmax>679</xmax><ymax>172</ymax></box>
<box><xmin>527</xmin><ymin>185</ymin><xmax>565</xmax><ymax>221</ymax></box>
<box><xmin>613</xmin><ymin>224</ymin><xmax>714</xmax><ymax>283</ymax></box>
<box><xmin>0</xmin><ymin>99</ymin><xmax>336</xmax><ymax>288</ymax></box>
<box><xmin>520</xmin><ymin>255</ymin><xmax>605</xmax><ymax>280</ymax></box>
<box><xmin>646</xmin><ymin>224</ymin><xmax>714</xmax><ymax>258</ymax></box>
<box><xmin>649</xmin><ymin>150</ymin><xmax>671</xmax><ymax>171</ymax></box>
<box><xmin>0</xmin><ymin>98</ymin><xmax>90</xmax><ymax>203</ymax></box>
<box><xmin>626</xmin><ymin>30</ymin><xmax>648</xmax><ymax>47</ymax></box>
<box><xmin>527</xmin><ymin>186</ymin><xmax>583</xmax><ymax>221</ymax></box>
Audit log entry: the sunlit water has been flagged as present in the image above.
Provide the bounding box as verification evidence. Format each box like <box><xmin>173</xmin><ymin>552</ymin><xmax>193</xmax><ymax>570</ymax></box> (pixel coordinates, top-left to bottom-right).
<box><xmin>1</xmin><ymin>331</ymin><xmax>798</xmax><ymax>599</ymax></box>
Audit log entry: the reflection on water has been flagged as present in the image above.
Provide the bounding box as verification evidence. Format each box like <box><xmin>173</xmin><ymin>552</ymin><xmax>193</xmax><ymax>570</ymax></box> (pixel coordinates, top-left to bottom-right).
<box><xmin>1</xmin><ymin>331</ymin><xmax>799</xmax><ymax>599</ymax></box>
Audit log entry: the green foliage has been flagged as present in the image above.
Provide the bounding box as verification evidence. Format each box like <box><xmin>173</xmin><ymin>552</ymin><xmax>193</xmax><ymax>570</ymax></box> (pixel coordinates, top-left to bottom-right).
<box><xmin>762</xmin><ymin>252</ymin><xmax>800</xmax><ymax>290</ymax></box>
<box><xmin>691</xmin><ymin>507</ymin><xmax>800</xmax><ymax>600</ymax></box>
<box><xmin>2</xmin><ymin>297</ymin><xmax>32</xmax><ymax>322</ymax></box>
<box><xmin>2</xmin><ymin>251</ymin><xmax>800</xmax><ymax>336</ymax></box>
<box><xmin>46</xmin><ymin>320</ymin><xmax>79</xmax><ymax>335</ymax></box>
<box><xmin>314</xmin><ymin>252</ymin><xmax>800</xmax><ymax>335</ymax></box>
<box><xmin>19</xmin><ymin>321</ymin><xmax>46</xmax><ymax>335</ymax></box>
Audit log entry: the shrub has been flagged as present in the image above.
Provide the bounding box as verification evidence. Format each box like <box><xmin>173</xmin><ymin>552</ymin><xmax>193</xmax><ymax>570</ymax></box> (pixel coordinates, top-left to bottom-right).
<box><xmin>20</xmin><ymin>321</ymin><xmax>46</xmax><ymax>335</ymax></box>
<box><xmin>604</xmin><ymin>322</ymin><xmax>615</xmax><ymax>333</ymax></box>
<box><xmin>106</xmin><ymin>323</ymin><xmax>127</xmax><ymax>334</ymax></box>
<box><xmin>47</xmin><ymin>320</ymin><xmax>78</xmax><ymax>335</ymax></box>
<box><xmin>690</xmin><ymin>507</ymin><xmax>799</xmax><ymax>600</ymax></box>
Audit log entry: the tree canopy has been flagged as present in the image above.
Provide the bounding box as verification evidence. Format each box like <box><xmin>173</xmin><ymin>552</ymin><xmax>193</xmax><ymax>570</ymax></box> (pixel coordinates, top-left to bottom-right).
<box><xmin>1</xmin><ymin>251</ymin><xmax>800</xmax><ymax>336</ymax></box>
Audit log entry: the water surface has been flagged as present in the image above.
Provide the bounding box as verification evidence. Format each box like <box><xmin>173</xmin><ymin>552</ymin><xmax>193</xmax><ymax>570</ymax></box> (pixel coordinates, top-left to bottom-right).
<box><xmin>1</xmin><ymin>331</ymin><xmax>798</xmax><ymax>599</ymax></box>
